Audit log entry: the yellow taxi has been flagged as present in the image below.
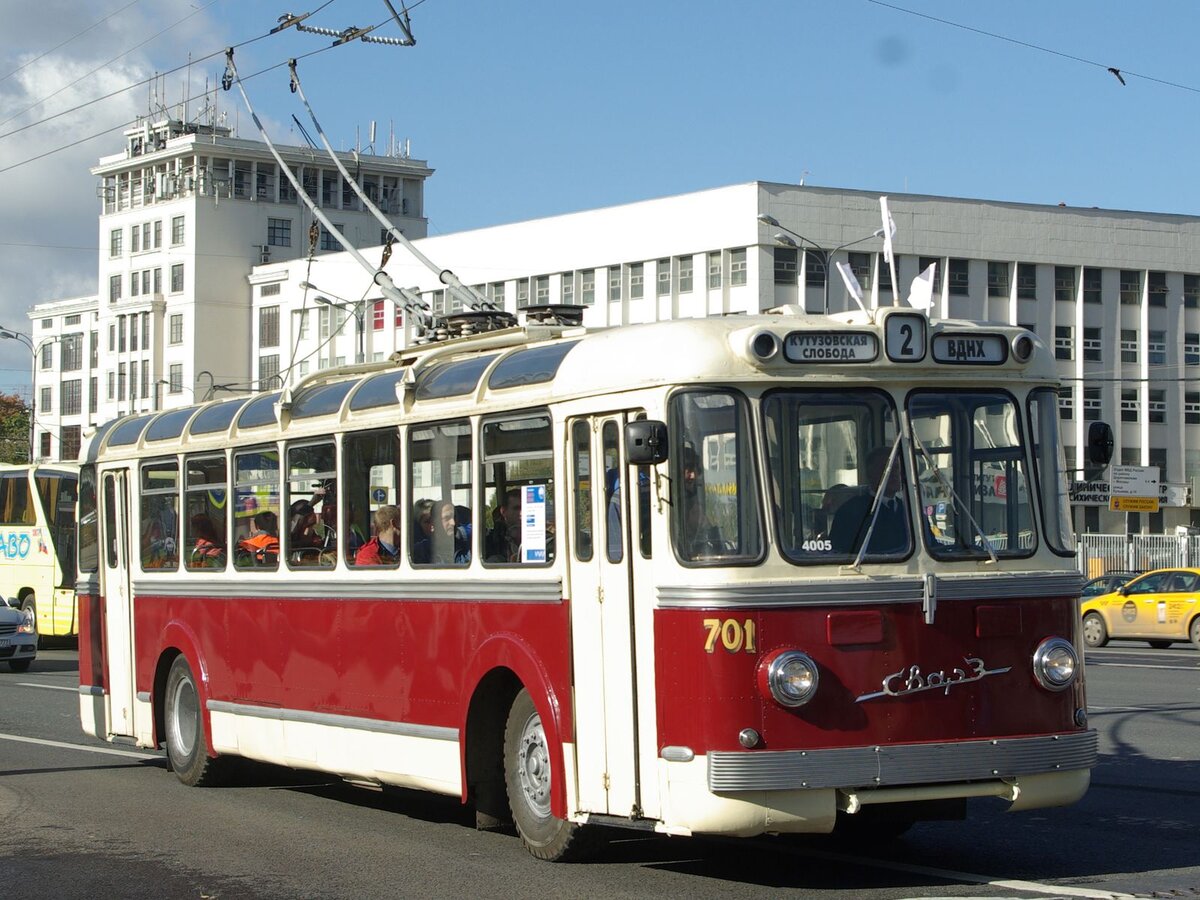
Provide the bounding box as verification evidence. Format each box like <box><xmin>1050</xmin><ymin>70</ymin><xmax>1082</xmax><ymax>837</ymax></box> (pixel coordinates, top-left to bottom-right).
<box><xmin>1081</xmin><ymin>567</ymin><xmax>1200</xmax><ymax>650</ymax></box>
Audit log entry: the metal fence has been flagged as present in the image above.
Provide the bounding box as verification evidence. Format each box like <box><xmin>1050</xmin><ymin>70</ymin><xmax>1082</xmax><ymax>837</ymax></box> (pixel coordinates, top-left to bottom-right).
<box><xmin>1078</xmin><ymin>533</ymin><xmax>1200</xmax><ymax>576</ymax></box>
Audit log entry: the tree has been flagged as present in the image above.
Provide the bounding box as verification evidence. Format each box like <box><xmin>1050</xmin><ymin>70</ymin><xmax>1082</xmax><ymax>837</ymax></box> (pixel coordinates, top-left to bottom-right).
<box><xmin>0</xmin><ymin>392</ymin><xmax>30</xmax><ymax>464</ymax></box>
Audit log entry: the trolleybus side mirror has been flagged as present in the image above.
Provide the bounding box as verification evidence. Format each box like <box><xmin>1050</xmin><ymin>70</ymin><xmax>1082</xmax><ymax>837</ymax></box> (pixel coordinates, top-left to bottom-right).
<box><xmin>1087</xmin><ymin>421</ymin><xmax>1114</xmax><ymax>467</ymax></box>
<box><xmin>625</xmin><ymin>420</ymin><xmax>669</xmax><ymax>465</ymax></box>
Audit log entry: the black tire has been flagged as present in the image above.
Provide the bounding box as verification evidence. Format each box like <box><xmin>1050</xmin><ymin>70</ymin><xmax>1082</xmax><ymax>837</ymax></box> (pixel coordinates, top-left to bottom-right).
<box><xmin>1082</xmin><ymin>612</ymin><xmax>1108</xmax><ymax>649</ymax></box>
<box><xmin>503</xmin><ymin>688</ymin><xmax>589</xmax><ymax>861</ymax></box>
<box><xmin>164</xmin><ymin>656</ymin><xmax>224</xmax><ymax>786</ymax></box>
<box><xmin>8</xmin><ymin>658</ymin><xmax>32</xmax><ymax>673</ymax></box>
<box><xmin>1191</xmin><ymin>617</ymin><xmax>1200</xmax><ymax>652</ymax></box>
<box><xmin>1148</xmin><ymin>640</ymin><xmax>1173</xmax><ymax>650</ymax></box>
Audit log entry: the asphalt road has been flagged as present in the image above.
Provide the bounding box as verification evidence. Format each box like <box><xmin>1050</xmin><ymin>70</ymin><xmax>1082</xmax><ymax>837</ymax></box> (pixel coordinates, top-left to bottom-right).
<box><xmin>1</xmin><ymin>643</ymin><xmax>1197</xmax><ymax>900</ymax></box>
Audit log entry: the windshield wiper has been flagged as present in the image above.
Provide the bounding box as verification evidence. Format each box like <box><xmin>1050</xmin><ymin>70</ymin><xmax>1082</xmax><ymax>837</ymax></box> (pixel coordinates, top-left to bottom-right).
<box><xmin>848</xmin><ymin>433</ymin><xmax>905</xmax><ymax>571</ymax></box>
<box><xmin>910</xmin><ymin>432</ymin><xmax>998</xmax><ymax>564</ymax></box>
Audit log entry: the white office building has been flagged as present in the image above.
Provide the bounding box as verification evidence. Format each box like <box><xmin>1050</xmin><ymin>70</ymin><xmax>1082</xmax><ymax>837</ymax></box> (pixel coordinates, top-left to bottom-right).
<box><xmin>29</xmin><ymin>116</ymin><xmax>432</xmax><ymax>461</ymax></box>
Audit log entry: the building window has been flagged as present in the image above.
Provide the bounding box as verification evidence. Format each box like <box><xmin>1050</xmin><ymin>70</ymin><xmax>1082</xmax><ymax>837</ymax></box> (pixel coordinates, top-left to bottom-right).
<box><xmin>39</xmin><ymin>433</ymin><xmax>50</xmax><ymax>460</ymax></box>
<box><xmin>656</xmin><ymin>259</ymin><xmax>671</xmax><ymax>295</ymax></box>
<box><xmin>806</xmin><ymin>251</ymin><xmax>827</xmax><ymax>288</ymax></box>
<box><xmin>1149</xmin><ymin>389</ymin><xmax>1166</xmax><ymax>424</ymax></box>
<box><xmin>1186</xmin><ymin>332</ymin><xmax>1200</xmax><ymax>365</ymax></box>
<box><xmin>260</xmin><ymin>283</ymin><xmax>281</xmax><ymax>298</ymax></box>
<box><xmin>1083</xmin><ymin>326</ymin><xmax>1102</xmax><ymax>362</ymax></box>
<box><xmin>169</xmin><ymin>364</ymin><xmax>183</xmax><ymax>393</ymax></box>
<box><xmin>39</xmin><ymin>386</ymin><xmax>51</xmax><ymax>413</ymax></box>
<box><xmin>707</xmin><ymin>251</ymin><xmax>722</xmax><ymax>289</ymax></box>
<box><xmin>171</xmin><ymin>215</ymin><xmax>184</xmax><ymax>245</ymax></box>
<box><xmin>169</xmin><ymin>314</ymin><xmax>183</xmax><ymax>345</ymax></box>
<box><xmin>1186</xmin><ymin>274</ymin><xmax>1200</xmax><ymax>309</ymax></box>
<box><xmin>88</xmin><ymin>377</ymin><xmax>97</xmax><ymax>414</ymax></box>
<box><xmin>947</xmin><ymin>258</ymin><xmax>969</xmax><ymax>296</ymax></box>
<box><xmin>260</xmin><ymin>306</ymin><xmax>279</xmax><ymax>348</ymax></box>
<box><xmin>1120</xmin><ymin>447</ymin><xmax>1140</xmax><ymax>467</ymax></box>
<box><xmin>153</xmin><ymin>220</ymin><xmax>162</xmax><ymax>249</ymax></box>
<box><xmin>877</xmin><ymin>252</ymin><xmax>894</xmax><ymax>291</ymax></box>
<box><xmin>140</xmin><ymin>363</ymin><xmax>148</xmax><ymax>400</ymax></box>
<box><xmin>774</xmin><ymin>247</ymin><xmax>798</xmax><ymax>285</ymax></box>
<box><xmin>429</xmin><ymin>290</ymin><xmax>446</xmax><ymax>316</ymax></box>
<box><xmin>848</xmin><ymin>252</ymin><xmax>871</xmax><ymax>290</ymax></box>
<box><xmin>517</xmin><ymin>278</ymin><xmax>531</xmax><ymax>309</ymax></box>
<box><xmin>60</xmin><ymin>334</ymin><xmax>82</xmax><ymax>371</ymax></box>
<box><xmin>677</xmin><ymin>256</ymin><xmax>693</xmax><ymax>293</ymax></box>
<box><xmin>1148</xmin><ymin>271</ymin><xmax>1168</xmax><ymax>307</ymax></box>
<box><xmin>117</xmin><ymin>363</ymin><xmax>126</xmax><ymax>400</ymax></box>
<box><xmin>629</xmin><ymin>263</ymin><xmax>644</xmax><ymax>299</ymax></box>
<box><xmin>1083</xmin><ymin>267</ymin><xmax>1102</xmax><ymax>304</ymax></box>
<box><xmin>170</xmin><ymin>263</ymin><xmax>183</xmax><ymax>293</ymax></box>
<box><xmin>562</xmin><ymin>272</ymin><xmax>575</xmax><ymax>304</ymax></box>
<box><xmin>1119</xmin><ymin>270</ymin><xmax>1140</xmax><ymax>305</ymax></box>
<box><xmin>1187</xmin><ymin>392</ymin><xmax>1200</xmax><ymax>425</ymax></box>
<box><xmin>372</xmin><ymin>299</ymin><xmax>385</xmax><ymax>331</ymax></box>
<box><xmin>141</xmin><ymin>312</ymin><xmax>149</xmax><ymax>350</ymax></box>
<box><xmin>608</xmin><ymin>267</ymin><xmax>621</xmax><ymax>302</ymax></box>
<box><xmin>572</xmin><ymin>270</ymin><xmax>591</xmax><ymax>306</ymax></box>
<box><xmin>319</xmin><ymin>225</ymin><xmax>343</xmax><ymax>251</ymax></box>
<box><xmin>109</xmin><ymin>274</ymin><xmax>121</xmax><ymax>304</ymax></box>
<box><xmin>1016</xmin><ymin>263</ymin><xmax>1036</xmax><ymax>299</ymax></box>
<box><xmin>1083</xmin><ymin>387</ymin><xmax>1101</xmax><ymax>422</ymax></box>
<box><xmin>259</xmin><ymin>354</ymin><xmax>280</xmax><ymax>389</ymax></box>
<box><xmin>107</xmin><ymin>371</ymin><xmax>114</xmax><ymax>401</ymax></box>
<box><xmin>1054</xmin><ymin>266</ymin><xmax>1075</xmax><ymax>303</ymax></box>
<box><xmin>1058</xmin><ymin>385</ymin><xmax>1073</xmax><ymax>420</ymax></box>
<box><xmin>109</xmin><ymin>229</ymin><xmax>122</xmax><ymax>258</ymax></box>
<box><xmin>1121</xmin><ymin>329</ymin><xmax>1139</xmax><ymax>364</ymax></box>
<box><xmin>1120</xmin><ymin>389</ymin><xmax>1139</xmax><ymax>422</ymax></box>
<box><xmin>131</xmin><ymin>224</ymin><xmax>140</xmax><ymax>253</ymax></box>
<box><xmin>267</xmin><ymin>218</ymin><xmax>292</xmax><ymax>247</ymax></box>
<box><xmin>489</xmin><ymin>282</ymin><xmax>506</xmax><ymax>308</ymax></box>
<box><xmin>535</xmin><ymin>274</ymin><xmax>550</xmax><ymax>304</ymax></box>
<box><xmin>730</xmin><ymin>249</ymin><xmax>747</xmax><ymax>286</ymax></box>
<box><xmin>1054</xmin><ymin>325</ymin><xmax>1073</xmax><ymax>361</ymax></box>
<box><xmin>987</xmin><ymin>261</ymin><xmax>1009</xmax><ymax>297</ymax></box>
<box><xmin>1148</xmin><ymin>330</ymin><xmax>1166</xmax><ymax>366</ymax></box>
<box><xmin>129</xmin><ymin>314</ymin><xmax>138</xmax><ymax>348</ymax></box>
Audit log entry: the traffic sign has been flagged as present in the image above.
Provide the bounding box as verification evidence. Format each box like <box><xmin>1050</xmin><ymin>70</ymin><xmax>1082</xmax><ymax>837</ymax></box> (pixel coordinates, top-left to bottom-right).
<box><xmin>1109</xmin><ymin>496</ymin><xmax>1159</xmax><ymax>513</ymax></box>
<box><xmin>1109</xmin><ymin>465</ymin><xmax>1159</xmax><ymax>498</ymax></box>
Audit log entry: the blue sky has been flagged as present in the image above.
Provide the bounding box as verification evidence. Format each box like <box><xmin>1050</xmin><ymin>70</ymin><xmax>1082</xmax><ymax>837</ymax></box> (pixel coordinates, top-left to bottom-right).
<box><xmin>1</xmin><ymin>0</ymin><xmax>1198</xmax><ymax>392</ymax></box>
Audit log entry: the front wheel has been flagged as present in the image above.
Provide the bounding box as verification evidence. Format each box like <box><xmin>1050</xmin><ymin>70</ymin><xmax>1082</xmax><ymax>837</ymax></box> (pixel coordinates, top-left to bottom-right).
<box><xmin>1191</xmin><ymin>617</ymin><xmax>1200</xmax><ymax>651</ymax></box>
<box><xmin>20</xmin><ymin>595</ymin><xmax>40</xmax><ymax>649</ymax></box>
<box><xmin>164</xmin><ymin>656</ymin><xmax>225</xmax><ymax>786</ymax></box>
<box><xmin>1082</xmin><ymin>612</ymin><xmax>1108</xmax><ymax>649</ymax></box>
<box><xmin>8</xmin><ymin>659</ymin><xmax>31</xmax><ymax>673</ymax></box>
<box><xmin>503</xmin><ymin>688</ymin><xmax>589</xmax><ymax>861</ymax></box>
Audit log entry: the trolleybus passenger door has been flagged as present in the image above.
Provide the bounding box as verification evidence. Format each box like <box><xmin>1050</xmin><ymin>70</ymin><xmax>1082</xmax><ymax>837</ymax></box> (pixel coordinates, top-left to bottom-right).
<box><xmin>569</xmin><ymin>415</ymin><xmax>641</xmax><ymax>818</ymax></box>
<box><xmin>101</xmin><ymin>470</ymin><xmax>135</xmax><ymax>737</ymax></box>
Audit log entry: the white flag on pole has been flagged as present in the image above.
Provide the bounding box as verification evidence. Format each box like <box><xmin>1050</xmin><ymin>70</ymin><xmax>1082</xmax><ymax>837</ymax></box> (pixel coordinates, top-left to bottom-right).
<box><xmin>907</xmin><ymin>262</ymin><xmax>937</xmax><ymax>311</ymax></box>
<box><xmin>835</xmin><ymin>261</ymin><xmax>867</xmax><ymax>312</ymax></box>
<box><xmin>880</xmin><ymin>196</ymin><xmax>897</xmax><ymax>264</ymax></box>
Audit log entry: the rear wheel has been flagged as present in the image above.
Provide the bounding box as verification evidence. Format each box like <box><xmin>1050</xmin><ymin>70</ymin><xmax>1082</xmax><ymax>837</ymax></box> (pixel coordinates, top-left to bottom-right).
<box><xmin>164</xmin><ymin>656</ymin><xmax>224</xmax><ymax>786</ymax></box>
<box><xmin>1082</xmin><ymin>612</ymin><xmax>1108</xmax><ymax>649</ymax></box>
<box><xmin>1148</xmin><ymin>640</ymin><xmax>1173</xmax><ymax>650</ymax></box>
<box><xmin>503</xmin><ymin>688</ymin><xmax>588</xmax><ymax>861</ymax></box>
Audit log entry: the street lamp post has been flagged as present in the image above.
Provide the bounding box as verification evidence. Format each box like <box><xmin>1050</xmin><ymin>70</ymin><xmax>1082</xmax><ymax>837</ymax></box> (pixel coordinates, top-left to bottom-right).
<box><xmin>757</xmin><ymin>214</ymin><xmax>883</xmax><ymax>314</ymax></box>
<box><xmin>1</xmin><ymin>326</ymin><xmax>60</xmax><ymax>462</ymax></box>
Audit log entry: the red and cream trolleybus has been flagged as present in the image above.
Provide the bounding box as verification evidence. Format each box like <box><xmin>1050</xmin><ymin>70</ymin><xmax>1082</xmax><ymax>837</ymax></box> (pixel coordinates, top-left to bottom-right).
<box><xmin>78</xmin><ymin>306</ymin><xmax>1109</xmax><ymax>859</ymax></box>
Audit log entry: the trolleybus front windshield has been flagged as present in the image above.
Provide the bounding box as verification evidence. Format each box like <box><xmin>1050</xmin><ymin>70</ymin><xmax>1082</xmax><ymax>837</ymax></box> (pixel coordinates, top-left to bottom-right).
<box><xmin>763</xmin><ymin>389</ymin><xmax>911</xmax><ymax>564</ymax></box>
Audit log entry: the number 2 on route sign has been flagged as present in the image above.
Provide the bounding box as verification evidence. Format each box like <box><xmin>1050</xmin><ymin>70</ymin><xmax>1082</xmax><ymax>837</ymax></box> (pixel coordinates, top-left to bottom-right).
<box><xmin>885</xmin><ymin>313</ymin><xmax>927</xmax><ymax>363</ymax></box>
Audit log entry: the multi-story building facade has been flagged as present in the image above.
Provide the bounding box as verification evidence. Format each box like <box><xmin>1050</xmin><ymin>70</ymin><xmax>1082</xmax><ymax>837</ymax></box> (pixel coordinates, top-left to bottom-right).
<box><xmin>252</xmin><ymin>182</ymin><xmax>1200</xmax><ymax>534</ymax></box>
<box><xmin>29</xmin><ymin>116</ymin><xmax>432</xmax><ymax>460</ymax></box>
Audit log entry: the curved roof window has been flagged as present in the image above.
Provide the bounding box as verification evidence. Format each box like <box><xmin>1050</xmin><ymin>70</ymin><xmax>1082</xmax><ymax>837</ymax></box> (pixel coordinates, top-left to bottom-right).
<box><xmin>291</xmin><ymin>380</ymin><xmax>356</xmax><ymax>419</ymax></box>
<box><xmin>107</xmin><ymin>414</ymin><xmax>155</xmax><ymax>448</ymax></box>
<box><xmin>487</xmin><ymin>341</ymin><xmax>579</xmax><ymax>391</ymax></box>
<box><xmin>144</xmin><ymin>407</ymin><xmax>198</xmax><ymax>442</ymax></box>
<box><xmin>350</xmin><ymin>370</ymin><xmax>408</xmax><ymax>411</ymax></box>
<box><xmin>85</xmin><ymin>420</ymin><xmax>121</xmax><ymax>462</ymax></box>
<box><xmin>191</xmin><ymin>397</ymin><xmax>252</xmax><ymax>435</ymax></box>
<box><xmin>237</xmin><ymin>392</ymin><xmax>281</xmax><ymax>429</ymax></box>
<box><xmin>414</xmin><ymin>354</ymin><xmax>498</xmax><ymax>401</ymax></box>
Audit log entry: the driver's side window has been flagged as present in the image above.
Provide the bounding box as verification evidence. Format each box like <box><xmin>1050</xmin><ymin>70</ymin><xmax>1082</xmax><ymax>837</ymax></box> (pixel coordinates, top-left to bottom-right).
<box><xmin>1126</xmin><ymin>573</ymin><xmax>1165</xmax><ymax>595</ymax></box>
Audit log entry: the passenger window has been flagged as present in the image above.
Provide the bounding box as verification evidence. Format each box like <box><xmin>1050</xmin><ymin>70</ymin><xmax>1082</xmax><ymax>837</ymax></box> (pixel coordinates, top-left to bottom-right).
<box><xmin>572</xmin><ymin>421</ymin><xmax>592</xmax><ymax>562</ymax></box>
<box><xmin>184</xmin><ymin>456</ymin><xmax>227</xmax><ymax>570</ymax></box>
<box><xmin>287</xmin><ymin>442</ymin><xmax>337</xmax><ymax>568</ymax></box>
<box><xmin>233</xmin><ymin>448</ymin><xmax>280</xmax><ymax>570</ymax></box>
<box><xmin>344</xmin><ymin>429</ymin><xmax>400</xmax><ymax>568</ymax></box>
<box><xmin>604</xmin><ymin>422</ymin><xmax>622</xmax><ymax>563</ymax></box>
<box><xmin>140</xmin><ymin>461</ymin><xmax>179</xmax><ymax>571</ymax></box>
<box><xmin>482</xmin><ymin>414</ymin><xmax>555</xmax><ymax>566</ymax></box>
<box><xmin>409</xmin><ymin>421</ymin><xmax>472</xmax><ymax>567</ymax></box>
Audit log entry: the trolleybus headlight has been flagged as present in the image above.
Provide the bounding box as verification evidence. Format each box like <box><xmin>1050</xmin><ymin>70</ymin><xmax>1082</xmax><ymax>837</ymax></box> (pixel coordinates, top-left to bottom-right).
<box><xmin>1011</xmin><ymin>333</ymin><xmax>1035</xmax><ymax>363</ymax></box>
<box><xmin>1032</xmin><ymin>637</ymin><xmax>1078</xmax><ymax>691</ymax></box>
<box><xmin>760</xmin><ymin>650</ymin><xmax>820</xmax><ymax>708</ymax></box>
<box><xmin>749</xmin><ymin>331</ymin><xmax>780</xmax><ymax>362</ymax></box>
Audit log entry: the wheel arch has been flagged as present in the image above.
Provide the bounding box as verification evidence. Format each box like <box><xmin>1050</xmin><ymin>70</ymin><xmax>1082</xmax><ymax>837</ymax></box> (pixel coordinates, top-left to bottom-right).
<box><xmin>153</xmin><ymin>622</ymin><xmax>210</xmax><ymax>753</ymax></box>
<box><xmin>460</xmin><ymin>634</ymin><xmax>570</xmax><ymax>820</ymax></box>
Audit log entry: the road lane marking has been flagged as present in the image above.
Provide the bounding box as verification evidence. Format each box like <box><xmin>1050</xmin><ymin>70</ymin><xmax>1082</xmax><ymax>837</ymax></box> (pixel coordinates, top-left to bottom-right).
<box><xmin>0</xmin><ymin>732</ymin><xmax>160</xmax><ymax>760</ymax></box>
<box><xmin>792</xmin><ymin>846</ymin><xmax>1134</xmax><ymax>899</ymax></box>
<box><xmin>15</xmin><ymin>683</ymin><xmax>74</xmax><ymax>692</ymax></box>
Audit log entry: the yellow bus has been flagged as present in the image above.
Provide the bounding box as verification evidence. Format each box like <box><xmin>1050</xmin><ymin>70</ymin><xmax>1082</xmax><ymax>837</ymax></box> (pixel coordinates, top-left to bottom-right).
<box><xmin>0</xmin><ymin>463</ymin><xmax>79</xmax><ymax>641</ymax></box>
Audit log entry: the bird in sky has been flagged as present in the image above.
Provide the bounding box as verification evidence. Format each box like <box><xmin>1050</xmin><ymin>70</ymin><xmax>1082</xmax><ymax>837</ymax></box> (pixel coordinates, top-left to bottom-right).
<box><xmin>1108</xmin><ymin>67</ymin><xmax>1126</xmax><ymax>86</ymax></box>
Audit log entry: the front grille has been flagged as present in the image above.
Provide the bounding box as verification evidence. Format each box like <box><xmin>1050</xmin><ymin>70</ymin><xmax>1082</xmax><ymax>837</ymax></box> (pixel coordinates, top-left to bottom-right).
<box><xmin>0</xmin><ymin>623</ymin><xmax>17</xmax><ymax>636</ymax></box>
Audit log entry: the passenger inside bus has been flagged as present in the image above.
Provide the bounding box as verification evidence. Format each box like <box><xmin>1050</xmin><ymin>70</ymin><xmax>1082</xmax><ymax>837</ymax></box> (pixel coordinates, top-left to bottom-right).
<box><xmin>188</xmin><ymin>514</ymin><xmax>225</xmax><ymax>568</ymax></box>
<box><xmin>237</xmin><ymin>511</ymin><xmax>279</xmax><ymax>565</ymax></box>
<box><xmin>414</xmin><ymin>499</ymin><xmax>470</xmax><ymax>565</ymax></box>
<box><xmin>828</xmin><ymin>447</ymin><xmax>911</xmax><ymax>556</ymax></box>
<box><xmin>485</xmin><ymin>488</ymin><xmax>522</xmax><ymax>563</ymax></box>
<box><xmin>412</xmin><ymin>498</ymin><xmax>434</xmax><ymax>549</ymax></box>
<box><xmin>354</xmin><ymin>505</ymin><xmax>402</xmax><ymax>566</ymax></box>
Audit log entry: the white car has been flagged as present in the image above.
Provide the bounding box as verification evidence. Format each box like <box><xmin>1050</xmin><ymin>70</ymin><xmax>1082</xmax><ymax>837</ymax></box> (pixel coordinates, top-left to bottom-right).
<box><xmin>0</xmin><ymin>599</ymin><xmax>37</xmax><ymax>673</ymax></box>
